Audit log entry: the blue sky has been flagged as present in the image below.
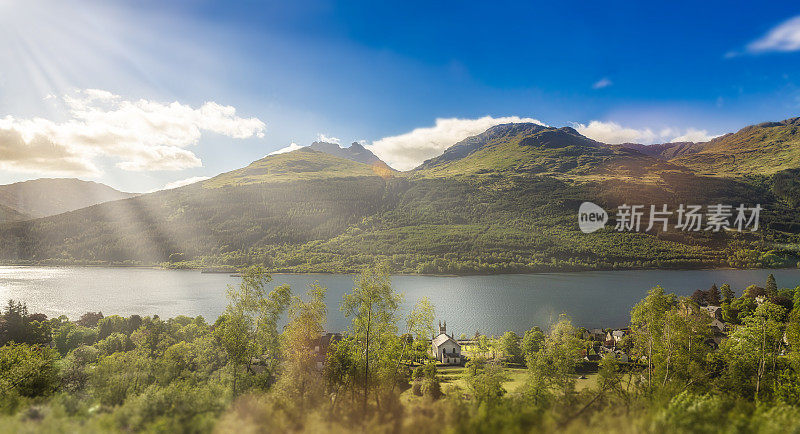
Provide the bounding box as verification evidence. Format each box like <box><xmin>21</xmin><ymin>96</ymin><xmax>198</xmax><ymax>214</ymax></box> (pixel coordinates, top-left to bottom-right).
<box><xmin>1</xmin><ymin>0</ymin><xmax>800</xmax><ymax>191</ymax></box>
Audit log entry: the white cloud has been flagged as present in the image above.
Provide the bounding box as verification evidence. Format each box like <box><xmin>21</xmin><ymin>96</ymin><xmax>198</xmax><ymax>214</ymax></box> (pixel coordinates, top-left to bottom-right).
<box><xmin>158</xmin><ymin>176</ymin><xmax>210</xmax><ymax>191</ymax></box>
<box><xmin>592</xmin><ymin>78</ymin><xmax>613</xmax><ymax>89</ymax></box>
<box><xmin>316</xmin><ymin>133</ymin><xmax>340</xmax><ymax>144</ymax></box>
<box><xmin>574</xmin><ymin>121</ymin><xmax>657</xmax><ymax>144</ymax></box>
<box><xmin>575</xmin><ymin>121</ymin><xmax>719</xmax><ymax>144</ymax></box>
<box><xmin>0</xmin><ymin>89</ymin><xmax>266</xmax><ymax>176</ymax></box>
<box><xmin>367</xmin><ymin>116</ymin><xmax>546</xmax><ymax>171</ymax></box>
<box><xmin>746</xmin><ymin>15</ymin><xmax>800</xmax><ymax>54</ymax></box>
<box><xmin>670</xmin><ymin>128</ymin><xmax>718</xmax><ymax>143</ymax></box>
<box><xmin>268</xmin><ymin>142</ymin><xmax>305</xmax><ymax>156</ymax></box>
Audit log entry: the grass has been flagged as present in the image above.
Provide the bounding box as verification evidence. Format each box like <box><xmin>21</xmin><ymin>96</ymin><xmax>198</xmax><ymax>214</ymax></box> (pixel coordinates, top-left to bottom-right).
<box><xmin>400</xmin><ymin>363</ymin><xmax>599</xmax><ymax>403</ymax></box>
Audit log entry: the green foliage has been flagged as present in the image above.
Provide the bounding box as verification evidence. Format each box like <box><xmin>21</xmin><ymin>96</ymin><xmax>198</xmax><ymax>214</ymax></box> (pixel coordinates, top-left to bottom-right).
<box><xmin>499</xmin><ymin>331</ymin><xmax>522</xmax><ymax>364</ymax></box>
<box><xmin>521</xmin><ymin>326</ymin><xmax>544</xmax><ymax>364</ymax></box>
<box><xmin>10</xmin><ymin>274</ymin><xmax>800</xmax><ymax>432</ymax></box>
<box><xmin>526</xmin><ymin>315</ymin><xmax>583</xmax><ymax>406</ymax></box>
<box><xmin>0</xmin><ymin>300</ymin><xmax>51</xmax><ymax>346</ymax></box>
<box><xmin>0</xmin><ymin>343</ymin><xmax>59</xmax><ymax>399</ymax></box>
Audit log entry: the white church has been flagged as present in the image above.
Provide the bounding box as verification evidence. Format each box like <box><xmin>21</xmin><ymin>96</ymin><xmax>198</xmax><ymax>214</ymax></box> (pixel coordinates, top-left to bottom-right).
<box><xmin>430</xmin><ymin>320</ymin><xmax>462</xmax><ymax>365</ymax></box>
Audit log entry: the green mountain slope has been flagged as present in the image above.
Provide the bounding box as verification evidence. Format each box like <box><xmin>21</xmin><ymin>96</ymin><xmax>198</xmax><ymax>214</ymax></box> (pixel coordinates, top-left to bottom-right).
<box><xmin>415</xmin><ymin>123</ymin><xmax>687</xmax><ymax>183</ymax></box>
<box><xmin>1</xmin><ymin>119</ymin><xmax>799</xmax><ymax>273</ymax></box>
<box><xmin>0</xmin><ymin>178</ymin><xmax>135</xmax><ymax>218</ymax></box>
<box><xmin>204</xmin><ymin>148</ymin><xmax>393</xmax><ymax>187</ymax></box>
<box><xmin>670</xmin><ymin>117</ymin><xmax>800</xmax><ymax>176</ymax></box>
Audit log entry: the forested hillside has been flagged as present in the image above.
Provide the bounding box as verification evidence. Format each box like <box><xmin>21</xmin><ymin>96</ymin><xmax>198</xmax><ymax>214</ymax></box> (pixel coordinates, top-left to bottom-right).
<box><xmin>2</xmin><ymin>120</ymin><xmax>800</xmax><ymax>273</ymax></box>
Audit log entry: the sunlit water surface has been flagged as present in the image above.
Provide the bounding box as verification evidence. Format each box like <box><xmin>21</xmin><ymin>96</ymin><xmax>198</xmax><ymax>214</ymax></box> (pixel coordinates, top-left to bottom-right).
<box><xmin>3</xmin><ymin>267</ymin><xmax>800</xmax><ymax>335</ymax></box>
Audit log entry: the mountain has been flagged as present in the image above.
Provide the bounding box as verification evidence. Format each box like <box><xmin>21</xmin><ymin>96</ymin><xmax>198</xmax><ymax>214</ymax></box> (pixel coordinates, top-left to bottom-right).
<box><xmin>618</xmin><ymin>142</ymin><xmax>701</xmax><ymax>159</ymax></box>
<box><xmin>0</xmin><ymin>119</ymin><xmax>799</xmax><ymax>274</ymax></box>
<box><xmin>0</xmin><ymin>178</ymin><xmax>135</xmax><ymax>219</ymax></box>
<box><xmin>669</xmin><ymin>117</ymin><xmax>800</xmax><ymax>176</ymax></box>
<box><xmin>204</xmin><ymin>148</ymin><xmax>394</xmax><ymax>187</ymax></box>
<box><xmin>306</xmin><ymin>141</ymin><xmax>385</xmax><ymax>165</ymax></box>
<box><xmin>416</xmin><ymin>123</ymin><xmax>688</xmax><ymax>183</ymax></box>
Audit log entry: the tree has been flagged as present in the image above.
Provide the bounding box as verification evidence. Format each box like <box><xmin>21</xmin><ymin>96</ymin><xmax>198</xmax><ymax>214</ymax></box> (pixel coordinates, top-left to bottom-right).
<box><xmin>630</xmin><ymin>286</ymin><xmax>674</xmax><ymax>393</ymax></box>
<box><xmin>276</xmin><ymin>283</ymin><xmax>327</xmax><ymax>420</ymax></box>
<box><xmin>690</xmin><ymin>290</ymin><xmax>705</xmax><ymax>306</ymax></box>
<box><xmin>719</xmin><ymin>301</ymin><xmax>786</xmax><ymax>400</ymax></box>
<box><xmin>341</xmin><ymin>265</ymin><xmax>401</xmax><ymax>415</ymax></box>
<box><xmin>406</xmin><ymin>297</ymin><xmax>435</xmax><ymax>341</ymax></box>
<box><xmin>76</xmin><ymin>311</ymin><xmax>104</xmax><ymax>327</ymax></box>
<box><xmin>499</xmin><ymin>331</ymin><xmax>522</xmax><ymax>364</ymax></box>
<box><xmin>393</xmin><ymin>297</ymin><xmax>435</xmax><ymax>389</ymax></box>
<box><xmin>720</xmin><ymin>284</ymin><xmax>735</xmax><ymax>303</ymax></box>
<box><xmin>766</xmin><ymin>274</ymin><xmax>778</xmax><ymax>298</ymax></box>
<box><xmin>707</xmin><ymin>284</ymin><xmax>721</xmax><ymax>306</ymax></box>
<box><xmin>465</xmin><ymin>357</ymin><xmax>507</xmax><ymax>405</ymax></box>
<box><xmin>522</xmin><ymin>326</ymin><xmax>545</xmax><ymax>364</ymax></box>
<box><xmin>526</xmin><ymin>315</ymin><xmax>583</xmax><ymax>405</ymax></box>
<box><xmin>0</xmin><ymin>300</ymin><xmax>50</xmax><ymax>346</ymax></box>
<box><xmin>0</xmin><ymin>343</ymin><xmax>59</xmax><ymax>398</ymax></box>
<box><xmin>215</xmin><ymin>266</ymin><xmax>291</xmax><ymax>396</ymax></box>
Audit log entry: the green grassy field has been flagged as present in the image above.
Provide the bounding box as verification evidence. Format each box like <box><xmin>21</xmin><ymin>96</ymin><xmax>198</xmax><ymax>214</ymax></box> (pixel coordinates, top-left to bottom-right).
<box><xmin>401</xmin><ymin>364</ymin><xmax>598</xmax><ymax>402</ymax></box>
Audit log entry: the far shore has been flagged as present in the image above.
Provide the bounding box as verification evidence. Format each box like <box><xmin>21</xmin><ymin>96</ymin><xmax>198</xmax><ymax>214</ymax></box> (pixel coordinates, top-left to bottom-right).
<box><xmin>0</xmin><ymin>262</ymin><xmax>798</xmax><ymax>277</ymax></box>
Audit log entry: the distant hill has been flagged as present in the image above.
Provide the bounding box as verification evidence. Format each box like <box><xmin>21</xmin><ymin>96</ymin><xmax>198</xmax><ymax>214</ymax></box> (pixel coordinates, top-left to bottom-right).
<box><xmin>618</xmin><ymin>142</ymin><xmax>701</xmax><ymax>159</ymax></box>
<box><xmin>669</xmin><ymin>117</ymin><xmax>800</xmax><ymax>176</ymax></box>
<box><xmin>0</xmin><ymin>178</ymin><xmax>135</xmax><ymax>219</ymax></box>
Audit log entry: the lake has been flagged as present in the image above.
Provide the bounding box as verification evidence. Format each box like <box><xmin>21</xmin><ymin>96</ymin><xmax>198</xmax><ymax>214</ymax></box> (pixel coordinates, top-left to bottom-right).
<box><xmin>1</xmin><ymin>266</ymin><xmax>799</xmax><ymax>336</ymax></box>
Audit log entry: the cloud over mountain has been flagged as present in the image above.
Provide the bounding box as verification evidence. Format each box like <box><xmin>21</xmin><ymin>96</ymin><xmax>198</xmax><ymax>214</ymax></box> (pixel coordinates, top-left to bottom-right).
<box><xmin>574</xmin><ymin>120</ymin><xmax>718</xmax><ymax>144</ymax></box>
<box><xmin>367</xmin><ymin>116</ymin><xmax>546</xmax><ymax>171</ymax></box>
<box><xmin>0</xmin><ymin>89</ymin><xmax>266</xmax><ymax>176</ymax></box>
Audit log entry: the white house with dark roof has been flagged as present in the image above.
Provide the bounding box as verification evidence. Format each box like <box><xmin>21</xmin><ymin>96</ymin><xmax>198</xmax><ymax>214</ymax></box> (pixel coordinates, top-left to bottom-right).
<box><xmin>430</xmin><ymin>321</ymin><xmax>462</xmax><ymax>365</ymax></box>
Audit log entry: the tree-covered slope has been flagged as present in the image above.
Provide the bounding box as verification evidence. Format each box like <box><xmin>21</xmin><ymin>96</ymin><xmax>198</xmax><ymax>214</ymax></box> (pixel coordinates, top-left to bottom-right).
<box><xmin>0</xmin><ymin>203</ymin><xmax>29</xmax><ymax>223</ymax></box>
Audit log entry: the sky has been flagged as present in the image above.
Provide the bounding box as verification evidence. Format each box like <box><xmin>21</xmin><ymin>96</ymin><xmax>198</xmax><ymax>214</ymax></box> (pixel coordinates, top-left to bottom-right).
<box><xmin>1</xmin><ymin>0</ymin><xmax>800</xmax><ymax>192</ymax></box>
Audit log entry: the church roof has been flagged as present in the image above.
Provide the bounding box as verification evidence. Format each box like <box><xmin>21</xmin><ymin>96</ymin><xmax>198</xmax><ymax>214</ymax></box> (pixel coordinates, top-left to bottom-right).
<box><xmin>432</xmin><ymin>333</ymin><xmax>459</xmax><ymax>348</ymax></box>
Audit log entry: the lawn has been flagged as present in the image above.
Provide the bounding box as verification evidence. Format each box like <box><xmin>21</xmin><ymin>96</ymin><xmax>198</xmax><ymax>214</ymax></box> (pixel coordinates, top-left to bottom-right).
<box><xmin>401</xmin><ymin>364</ymin><xmax>599</xmax><ymax>402</ymax></box>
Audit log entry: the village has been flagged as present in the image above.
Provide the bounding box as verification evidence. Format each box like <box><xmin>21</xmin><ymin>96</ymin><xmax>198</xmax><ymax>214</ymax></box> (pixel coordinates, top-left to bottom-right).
<box><xmin>307</xmin><ymin>283</ymin><xmax>743</xmax><ymax>398</ymax></box>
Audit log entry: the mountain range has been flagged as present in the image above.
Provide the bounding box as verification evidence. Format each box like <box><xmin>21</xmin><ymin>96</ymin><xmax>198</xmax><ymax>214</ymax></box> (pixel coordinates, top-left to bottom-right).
<box><xmin>2</xmin><ymin>118</ymin><xmax>800</xmax><ymax>273</ymax></box>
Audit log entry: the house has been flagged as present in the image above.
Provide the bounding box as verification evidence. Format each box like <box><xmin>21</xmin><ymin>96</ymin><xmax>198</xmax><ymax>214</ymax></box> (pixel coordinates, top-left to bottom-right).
<box><xmin>581</xmin><ymin>328</ymin><xmax>605</xmax><ymax>341</ymax></box>
<box><xmin>605</xmin><ymin>329</ymin><xmax>629</xmax><ymax>346</ymax></box>
<box><xmin>701</xmin><ymin>306</ymin><xmax>723</xmax><ymax>321</ymax></box>
<box><xmin>430</xmin><ymin>321</ymin><xmax>462</xmax><ymax>365</ymax></box>
<box><xmin>613</xmin><ymin>350</ymin><xmax>629</xmax><ymax>363</ymax></box>
<box><xmin>313</xmin><ymin>332</ymin><xmax>342</xmax><ymax>370</ymax></box>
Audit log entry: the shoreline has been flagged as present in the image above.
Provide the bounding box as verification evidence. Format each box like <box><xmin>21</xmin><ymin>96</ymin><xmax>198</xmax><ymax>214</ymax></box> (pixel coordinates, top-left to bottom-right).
<box><xmin>0</xmin><ymin>262</ymin><xmax>797</xmax><ymax>277</ymax></box>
